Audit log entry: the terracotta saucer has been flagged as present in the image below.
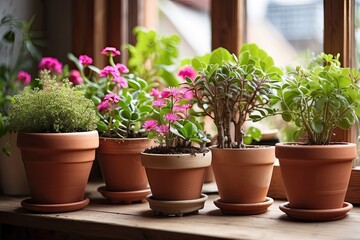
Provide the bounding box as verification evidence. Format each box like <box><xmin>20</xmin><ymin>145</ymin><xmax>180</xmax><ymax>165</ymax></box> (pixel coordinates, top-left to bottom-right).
<box><xmin>279</xmin><ymin>202</ymin><xmax>353</xmax><ymax>221</ymax></box>
<box><xmin>146</xmin><ymin>194</ymin><xmax>208</xmax><ymax>217</ymax></box>
<box><xmin>97</xmin><ymin>185</ymin><xmax>151</xmax><ymax>204</ymax></box>
<box><xmin>213</xmin><ymin>197</ymin><xmax>274</xmax><ymax>215</ymax></box>
<box><xmin>21</xmin><ymin>198</ymin><xmax>90</xmax><ymax>213</ymax></box>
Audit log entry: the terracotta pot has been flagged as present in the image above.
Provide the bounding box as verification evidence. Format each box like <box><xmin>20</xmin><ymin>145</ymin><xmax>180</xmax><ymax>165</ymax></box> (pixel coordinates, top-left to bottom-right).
<box><xmin>17</xmin><ymin>131</ymin><xmax>99</xmax><ymax>204</ymax></box>
<box><xmin>97</xmin><ymin>138</ymin><xmax>153</xmax><ymax>192</ymax></box>
<box><xmin>211</xmin><ymin>146</ymin><xmax>275</xmax><ymax>203</ymax></box>
<box><xmin>204</xmin><ymin>165</ymin><xmax>215</xmax><ymax>183</ymax></box>
<box><xmin>0</xmin><ymin>133</ymin><xmax>29</xmax><ymax>195</ymax></box>
<box><xmin>276</xmin><ymin>142</ymin><xmax>356</xmax><ymax>209</ymax></box>
<box><xmin>141</xmin><ymin>151</ymin><xmax>212</xmax><ymax>201</ymax></box>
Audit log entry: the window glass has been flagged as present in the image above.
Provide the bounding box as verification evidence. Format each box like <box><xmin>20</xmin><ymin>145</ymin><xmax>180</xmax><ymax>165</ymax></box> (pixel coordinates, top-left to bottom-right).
<box><xmin>355</xmin><ymin>0</ymin><xmax>360</xmax><ymax>166</ymax></box>
<box><xmin>247</xmin><ymin>0</ymin><xmax>323</xmax><ymax>67</ymax></box>
<box><xmin>246</xmin><ymin>0</ymin><xmax>324</xmax><ymax>142</ymax></box>
<box><xmin>157</xmin><ymin>0</ymin><xmax>211</xmax><ymax>59</ymax></box>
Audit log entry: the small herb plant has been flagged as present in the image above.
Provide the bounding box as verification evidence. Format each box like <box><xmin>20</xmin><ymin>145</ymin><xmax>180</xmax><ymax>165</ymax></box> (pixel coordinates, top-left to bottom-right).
<box><xmin>69</xmin><ymin>47</ymin><xmax>153</xmax><ymax>138</ymax></box>
<box><xmin>143</xmin><ymin>87</ymin><xmax>209</xmax><ymax>154</ymax></box>
<box><xmin>188</xmin><ymin>44</ymin><xmax>282</xmax><ymax>149</ymax></box>
<box><xmin>8</xmin><ymin>70</ymin><xmax>98</xmax><ymax>133</ymax></box>
<box><xmin>268</xmin><ymin>53</ymin><xmax>360</xmax><ymax>145</ymax></box>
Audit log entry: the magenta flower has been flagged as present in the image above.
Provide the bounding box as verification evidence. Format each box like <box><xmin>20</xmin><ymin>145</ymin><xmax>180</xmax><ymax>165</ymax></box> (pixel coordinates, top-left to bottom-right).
<box><xmin>97</xmin><ymin>100</ymin><xmax>110</xmax><ymax>113</ymax></box>
<box><xmin>39</xmin><ymin>57</ymin><xmax>62</xmax><ymax>74</ymax></box>
<box><xmin>163</xmin><ymin>87</ymin><xmax>181</xmax><ymax>98</ymax></box>
<box><xmin>143</xmin><ymin>120</ymin><xmax>158</xmax><ymax>130</ymax></box>
<box><xmin>153</xmin><ymin>99</ymin><xmax>167</xmax><ymax>108</ymax></box>
<box><xmin>155</xmin><ymin>125</ymin><xmax>169</xmax><ymax>134</ymax></box>
<box><xmin>69</xmin><ymin>70</ymin><xmax>83</xmax><ymax>85</ymax></box>
<box><xmin>101</xmin><ymin>47</ymin><xmax>121</xmax><ymax>57</ymax></box>
<box><xmin>79</xmin><ymin>55</ymin><xmax>93</xmax><ymax>66</ymax></box>
<box><xmin>150</xmin><ymin>88</ymin><xmax>162</xmax><ymax>99</ymax></box>
<box><xmin>104</xmin><ymin>93</ymin><xmax>120</xmax><ymax>103</ymax></box>
<box><xmin>116</xmin><ymin>63</ymin><xmax>129</xmax><ymax>73</ymax></box>
<box><xmin>113</xmin><ymin>76</ymin><xmax>128</xmax><ymax>88</ymax></box>
<box><xmin>164</xmin><ymin>113</ymin><xmax>180</xmax><ymax>123</ymax></box>
<box><xmin>99</xmin><ymin>66</ymin><xmax>120</xmax><ymax>79</ymax></box>
<box><xmin>17</xmin><ymin>70</ymin><xmax>31</xmax><ymax>85</ymax></box>
<box><xmin>178</xmin><ymin>65</ymin><xmax>197</xmax><ymax>81</ymax></box>
<box><xmin>173</xmin><ymin>104</ymin><xmax>192</xmax><ymax>114</ymax></box>
<box><xmin>182</xmin><ymin>87</ymin><xmax>194</xmax><ymax>100</ymax></box>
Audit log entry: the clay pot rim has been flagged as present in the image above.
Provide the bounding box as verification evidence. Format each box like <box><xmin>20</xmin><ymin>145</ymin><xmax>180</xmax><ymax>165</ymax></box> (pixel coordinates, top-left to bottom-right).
<box><xmin>210</xmin><ymin>145</ymin><xmax>275</xmax><ymax>151</ymax></box>
<box><xmin>141</xmin><ymin>151</ymin><xmax>212</xmax><ymax>169</ymax></box>
<box><xmin>99</xmin><ymin>137</ymin><xmax>149</xmax><ymax>141</ymax></box>
<box><xmin>18</xmin><ymin>130</ymin><xmax>98</xmax><ymax>137</ymax></box>
<box><xmin>276</xmin><ymin>142</ymin><xmax>356</xmax><ymax>148</ymax></box>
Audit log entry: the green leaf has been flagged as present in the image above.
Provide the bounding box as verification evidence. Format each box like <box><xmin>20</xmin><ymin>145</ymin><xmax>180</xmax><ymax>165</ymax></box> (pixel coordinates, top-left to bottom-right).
<box><xmin>209</xmin><ymin>47</ymin><xmax>232</xmax><ymax>65</ymax></box>
<box><xmin>311</xmin><ymin>119</ymin><xmax>323</xmax><ymax>134</ymax></box>
<box><xmin>281</xmin><ymin>112</ymin><xmax>292</xmax><ymax>122</ymax></box>
<box><xmin>96</xmin><ymin>121</ymin><xmax>107</xmax><ymax>132</ymax></box>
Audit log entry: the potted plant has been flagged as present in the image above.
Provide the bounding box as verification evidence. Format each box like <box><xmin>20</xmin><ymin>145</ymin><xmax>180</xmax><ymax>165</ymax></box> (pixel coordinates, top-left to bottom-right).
<box><xmin>267</xmin><ymin>53</ymin><xmax>360</xmax><ymax>221</ymax></box>
<box><xmin>140</xmin><ymin>87</ymin><xmax>211</xmax><ymax>216</ymax></box>
<box><xmin>69</xmin><ymin>47</ymin><xmax>154</xmax><ymax>204</ymax></box>
<box><xmin>8</xmin><ymin>70</ymin><xmax>99</xmax><ymax>213</ymax></box>
<box><xmin>187</xmin><ymin>44</ymin><xmax>282</xmax><ymax>215</ymax></box>
<box><xmin>0</xmin><ymin>15</ymin><xmax>43</xmax><ymax>195</ymax></box>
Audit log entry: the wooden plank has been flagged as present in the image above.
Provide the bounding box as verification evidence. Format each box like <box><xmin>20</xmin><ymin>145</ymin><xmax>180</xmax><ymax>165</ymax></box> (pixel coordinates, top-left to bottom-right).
<box><xmin>0</xmin><ymin>183</ymin><xmax>359</xmax><ymax>240</ymax></box>
<box><xmin>211</xmin><ymin>0</ymin><xmax>245</xmax><ymax>54</ymax></box>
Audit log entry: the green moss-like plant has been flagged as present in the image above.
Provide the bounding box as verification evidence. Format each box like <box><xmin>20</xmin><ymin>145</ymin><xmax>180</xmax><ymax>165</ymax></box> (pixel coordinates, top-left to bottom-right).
<box><xmin>8</xmin><ymin>70</ymin><xmax>99</xmax><ymax>133</ymax></box>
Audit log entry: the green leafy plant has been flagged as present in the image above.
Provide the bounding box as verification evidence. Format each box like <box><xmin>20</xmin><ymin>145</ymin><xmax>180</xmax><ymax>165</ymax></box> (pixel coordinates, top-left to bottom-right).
<box><xmin>268</xmin><ymin>53</ymin><xmax>360</xmax><ymax>145</ymax></box>
<box><xmin>0</xmin><ymin>15</ymin><xmax>43</xmax><ymax>135</ymax></box>
<box><xmin>187</xmin><ymin>44</ymin><xmax>282</xmax><ymax>149</ymax></box>
<box><xmin>125</xmin><ymin>27</ymin><xmax>180</xmax><ymax>88</ymax></box>
<box><xmin>8</xmin><ymin>70</ymin><xmax>98</xmax><ymax>133</ymax></box>
<box><xmin>68</xmin><ymin>47</ymin><xmax>153</xmax><ymax>138</ymax></box>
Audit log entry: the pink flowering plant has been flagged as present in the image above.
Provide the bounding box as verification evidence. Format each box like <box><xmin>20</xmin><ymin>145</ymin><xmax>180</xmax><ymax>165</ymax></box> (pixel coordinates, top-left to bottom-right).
<box><xmin>143</xmin><ymin>87</ymin><xmax>209</xmax><ymax>154</ymax></box>
<box><xmin>68</xmin><ymin>47</ymin><xmax>153</xmax><ymax>138</ymax></box>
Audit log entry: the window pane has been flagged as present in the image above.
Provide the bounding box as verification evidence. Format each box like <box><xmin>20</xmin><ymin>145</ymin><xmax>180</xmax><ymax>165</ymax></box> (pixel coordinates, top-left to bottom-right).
<box><xmin>156</xmin><ymin>0</ymin><xmax>211</xmax><ymax>59</ymax></box>
<box><xmin>355</xmin><ymin>0</ymin><xmax>360</xmax><ymax>166</ymax></box>
<box><xmin>246</xmin><ymin>0</ymin><xmax>324</xmax><ymax>142</ymax></box>
<box><xmin>246</xmin><ymin>0</ymin><xmax>324</xmax><ymax>67</ymax></box>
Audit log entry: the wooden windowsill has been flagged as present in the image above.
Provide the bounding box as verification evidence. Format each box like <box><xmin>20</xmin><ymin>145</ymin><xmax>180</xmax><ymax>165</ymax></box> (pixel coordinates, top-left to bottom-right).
<box><xmin>268</xmin><ymin>165</ymin><xmax>360</xmax><ymax>204</ymax></box>
<box><xmin>0</xmin><ymin>183</ymin><xmax>359</xmax><ymax>240</ymax></box>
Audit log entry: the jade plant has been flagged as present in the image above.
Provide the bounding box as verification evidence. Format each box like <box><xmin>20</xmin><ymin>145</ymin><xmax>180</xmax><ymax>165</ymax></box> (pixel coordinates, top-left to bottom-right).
<box><xmin>267</xmin><ymin>53</ymin><xmax>360</xmax><ymax>145</ymax></box>
<box><xmin>187</xmin><ymin>44</ymin><xmax>282</xmax><ymax>148</ymax></box>
<box><xmin>8</xmin><ymin>70</ymin><xmax>98</xmax><ymax>133</ymax></box>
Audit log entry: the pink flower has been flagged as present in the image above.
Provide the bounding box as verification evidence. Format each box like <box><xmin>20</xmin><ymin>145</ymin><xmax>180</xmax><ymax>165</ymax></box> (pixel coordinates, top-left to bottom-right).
<box><xmin>116</xmin><ymin>63</ymin><xmax>129</xmax><ymax>73</ymax></box>
<box><xmin>97</xmin><ymin>100</ymin><xmax>110</xmax><ymax>113</ymax></box>
<box><xmin>143</xmin><ymin>120</ymin><xmax>158</xmax><ymax>130</ymax></box>
<box><xmin>164</xmin><ymin>113</ymin><xmax>180</xmax><ymax>122</ymax></box>
<box><xmin>182</xmin><ymin>87</ymin><xmax>194</xmax><ymax>100</ymax></box>
<box><xmin>101</xmin><ymin>47</ymin><xmax>121</xmax><ymax>57</ymax></box>
<box><xmin>163</xmin><ymin>87</ymin><xmax>181</xmax><ymax>98</ymax></box>
<box><xmin>69</xmin><ymin>70</ymin><xmax>83</xmax><ymax>85</ymax></box>
<box><xmin>39</xmin><ymin>57</ymin><xmax>62</xmax><ymax>74</ymax></box>
<box><xmin>153</xmin><ymin>99</ymin><xmax>166</xmax><ymax>108</ymax></box>
<box><xmin>113</xmin><ymin>76</ymin><xmax>128</xmax><ymax>88</ymax></box>
<box><xmin>100</xmin><ymin>66</ymin><xmax>120</xmax><ymax>79</ymax></box>
<box><xmin>150</xmin><ymin>88</ymin><xmax>162</xmax><ymax>99</ymax></box>
<box><xmin>178</xmin><ymin>65</ymin><xmax>197</xmax><ymax>81</ymax></box>
<box><xmin>17</xmin><ymin>70</ymin><xmax>31</xmax><ymax>85</ymax></box>
<box><xmin>104</xmin><ymin>93</ymin><xmax>120</xmax><ymax>103</ymax></box>
<box><xmin>173</xmin><ymin>104</ymin><xmax>192</xmax><ymax>114</ymax></box>
<box><xmin>79</xmin><ymin>55</ymin><xmax>93</xmax><ymax>66</ymax></box>
<box><xmin>155</xmin><ymin>125</ymin><xmax>169</xmax><ymax>133</ymax></box>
